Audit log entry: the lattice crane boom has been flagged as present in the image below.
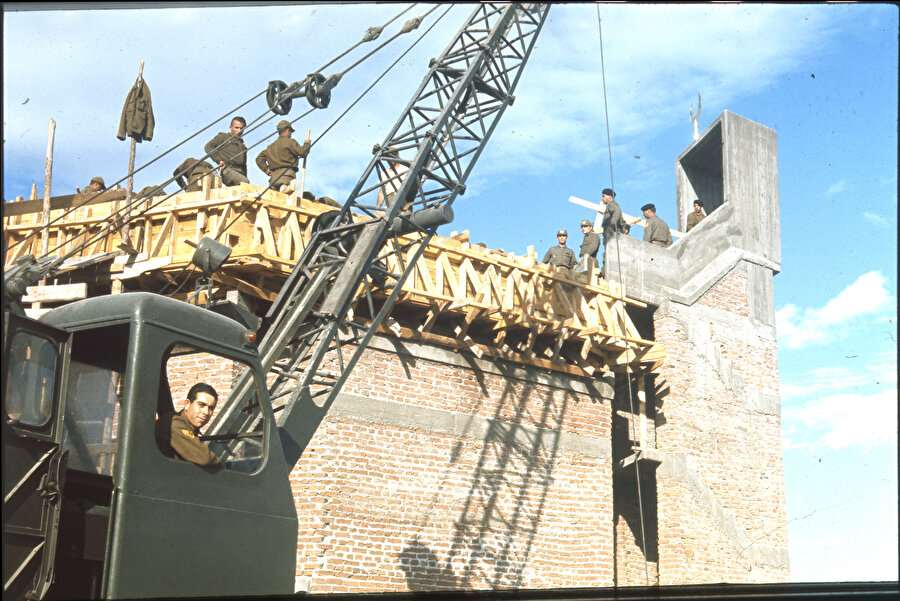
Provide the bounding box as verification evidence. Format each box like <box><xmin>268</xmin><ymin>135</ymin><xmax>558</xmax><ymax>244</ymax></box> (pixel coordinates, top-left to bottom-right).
<box><xmin>208</xmin><ymin>3</ymin><xmax>550</xmax><ymax>468</ymax></box>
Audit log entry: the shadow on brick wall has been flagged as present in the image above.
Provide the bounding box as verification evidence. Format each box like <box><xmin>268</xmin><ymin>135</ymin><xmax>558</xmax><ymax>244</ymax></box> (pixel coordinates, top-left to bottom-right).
<box><xmin>437</xmin><ymin>375</ymin><xmax>578</xmax><ymax>588</ymax></box>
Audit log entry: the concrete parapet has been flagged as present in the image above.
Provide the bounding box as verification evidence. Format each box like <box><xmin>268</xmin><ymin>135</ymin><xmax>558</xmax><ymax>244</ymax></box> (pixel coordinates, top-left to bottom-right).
<box><xmin>607</xmin><ymin>111</ymin><xmax>781</xmax><ymax>315</ymax></box>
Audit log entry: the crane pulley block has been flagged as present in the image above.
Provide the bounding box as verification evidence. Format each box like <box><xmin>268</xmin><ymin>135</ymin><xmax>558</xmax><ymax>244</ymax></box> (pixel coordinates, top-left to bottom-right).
<box><xmin>266</xmin><ymin>72</ymin><xmax>340</xmax><ymax>115</ymax></box>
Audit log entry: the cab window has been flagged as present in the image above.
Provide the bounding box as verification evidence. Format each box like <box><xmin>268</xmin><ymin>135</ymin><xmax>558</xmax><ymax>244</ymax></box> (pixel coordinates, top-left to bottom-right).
<box><xmin>62</xmin><ymin>361</ymin><xmax>122</xmax><ymax>475</ymax></box>
<box><xmin>5</xmin><ymin>330</ymin><xmax>58</xmax><ymax>428</ymax></box>
<box><xmin>159</xmin><ymin>344</ymin><xmax>266</xmax><ymax>473</ymax></box>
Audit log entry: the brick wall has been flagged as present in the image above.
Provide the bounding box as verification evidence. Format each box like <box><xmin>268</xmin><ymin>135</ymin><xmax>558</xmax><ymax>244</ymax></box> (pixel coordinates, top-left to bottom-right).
<box><xmin>289</xmin><ymin>344</ymin><xmax>618</xmax><ymax>593</ymax></box>
<box><xmin>651</xmin><ymin>263</ymin><xmax>789</xmax><ymax>582</ymax></box>
<box><xmin>160</xmin><ymin>260</ymin><xmax>788</xmax><ymax>591</ymax></box>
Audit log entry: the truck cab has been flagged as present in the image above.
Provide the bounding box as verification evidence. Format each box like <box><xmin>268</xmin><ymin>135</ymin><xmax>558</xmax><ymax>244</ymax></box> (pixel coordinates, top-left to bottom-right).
<box><xmin>3</xmin><ymin>292</ymin><xmax>297</xmax><ymax>599</ymax></box>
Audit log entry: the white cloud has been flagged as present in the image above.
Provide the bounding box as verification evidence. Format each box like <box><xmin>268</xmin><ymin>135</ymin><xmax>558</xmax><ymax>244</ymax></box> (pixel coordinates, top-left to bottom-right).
<box><xmin>776</xmin><ymin>271</ymin><xmax>894</xmax><ymax>350</ymax></box>
<box><xmin>863</xmin><ymin>211</ymin><xmax>889</xmax><ymax>227</ymax></box>
<box><xmin>781</xmin><ymin>350</ymin><xmax>897</xmax><ymax>452</ymax></box>
<box><xmin>782</xmin><ymin>388</ymin><xmax>897</xmax><ymax>451</ymax></box>
<box><xmin>781</xmin><ymin>352</ymin><xmax>897</xmax><ymax>403</ymax></box>
<box><xmin>826</xmin><ymin>180</ymin><xmax>846</xmax><ymax>197</ymax></box>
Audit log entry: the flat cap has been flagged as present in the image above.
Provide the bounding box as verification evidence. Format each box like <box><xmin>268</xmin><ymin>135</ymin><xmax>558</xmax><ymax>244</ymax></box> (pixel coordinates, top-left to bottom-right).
<box><xmin>276</xmin><ymin>119</ymin><xmax>294</xmax><ymax>133</ymax></box>
<box><xmin>90</xmin><ymin>176</ymin><xmax>106</xmax><ymax>190</ymax></box>
<box><xmin>641</xmin><ymin>203</ymin><xmax>656</xmax><ymax>212</ymax></box>
<box><xmin>557</xmin><ymin>229</ymin><xmax>568</xmax><ymax>236</ymax></box>
<box><xmin>581</xmin><ymin>219</ymin><xmax>593</xmax><ymax>227</ymax></box>
<box><xmin>601</xmin><ymin>188</ymin><xmax>615</xmax><ymax>197</ymax></box>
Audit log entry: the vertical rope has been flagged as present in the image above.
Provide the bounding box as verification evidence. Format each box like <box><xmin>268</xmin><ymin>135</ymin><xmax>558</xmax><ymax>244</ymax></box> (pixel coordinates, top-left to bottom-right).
<box><xmin>597</xmin><ymin>9</ymin><xmax>614</xmax><ymax>191</ymax></box>
<box><xmin>597</xmin><ymin>6</ymin><xmax>651</xmax><ymax>586</ymax></box>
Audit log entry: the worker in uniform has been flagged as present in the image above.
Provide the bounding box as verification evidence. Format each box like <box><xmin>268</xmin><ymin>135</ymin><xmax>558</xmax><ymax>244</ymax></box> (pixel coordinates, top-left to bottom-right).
<box><xmin>578</xmin><ymin>218</ymin><xmax>601</xmax><ymax>273</ymax></box>
<box><xmin>173</xmin><ymin>158</ymin><xmax>215</xmax><ymax>192</ymax></box>
<box><xmin>542</xmin><ymin>229</ymin><xmax>577</xmax><ymax>269</ymax></box>
<box><xmin>155</xmin><ymin>382</ymin><xmax>222</xmax><ymax>467</ymax></box>
<box><xmin>686</xmin><ymin>199</ymin><xmax>706</xmax><ymax>232</ymax></box>
<box><xmin>599</xmin><ymin>188</ymin><xmax>624</xmax><ymax>278</ymax></box>
<box><xmin>255</xmin><ymin>120</ymin><xmax>310</xmax><ymax>191</ymax></box>
<box><xmin>205</xmin><ymin>116</ymin><xmax>250</xmax><ymax>186</ymax></box>
<box><xmin>82</xmin><ymin>176</ymin><xmax>107</xmax><ymax>194</ymax></box>
<box><xmin>641</xmin><ymin>203</ymin><xmax>673</xmax><ymax>247</ymax></box>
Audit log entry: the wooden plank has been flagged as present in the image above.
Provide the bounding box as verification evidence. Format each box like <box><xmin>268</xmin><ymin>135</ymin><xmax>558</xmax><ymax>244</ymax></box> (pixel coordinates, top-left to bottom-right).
<box><xmin>419</xmin><ymin>300</ymin><xmax>450</xmax><ymax>333</ymax></box>
<box><xmin>23</xmin><ymin>283</ymin><xmax>87</xmax><ymax>303</ymax></box>
<box><xmin>3</xmin><ymin>189</ymin><xmax>127</xmax><ymax>217</ymax></box>
<box><xmin>149</xmin><ymin>213</ymin><xmax>174</xmax><ymax>257</ymax></box>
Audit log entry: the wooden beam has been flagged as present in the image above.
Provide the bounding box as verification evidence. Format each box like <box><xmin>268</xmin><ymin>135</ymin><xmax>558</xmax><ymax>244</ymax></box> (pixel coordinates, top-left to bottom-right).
<box><xmin>23</xmin><ymin>282</ymin><xmax>87</xmax><ymax>303</ymax></box>
<box><xmin>3</xmin><ymin>189</ymin><xmax>127</xmax><ymax>217</ymax></box>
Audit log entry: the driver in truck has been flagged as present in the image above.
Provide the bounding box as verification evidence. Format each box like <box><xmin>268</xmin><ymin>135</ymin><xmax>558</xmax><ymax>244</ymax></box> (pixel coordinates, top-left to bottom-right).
<box><xmin>155</xmin><ymin>382</ymin><xmax>222</xmax><ymax>467</ymax></box>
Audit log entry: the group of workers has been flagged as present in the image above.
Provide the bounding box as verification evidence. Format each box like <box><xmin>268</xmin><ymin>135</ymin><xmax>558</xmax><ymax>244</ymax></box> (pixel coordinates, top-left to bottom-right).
<box><xmin>543</xmin><ymin>187</ymin><xmax>707</xmax><ymax>277</ymax></box>
<box><xmin>81</xmin><ymin>115</ymin><xmax>312</xmax><ymax>199</ymax></box>
<box><xmin>178</xmin><ymin>116</ymin><xmax>311</xmax><ymax>193</ymax></box>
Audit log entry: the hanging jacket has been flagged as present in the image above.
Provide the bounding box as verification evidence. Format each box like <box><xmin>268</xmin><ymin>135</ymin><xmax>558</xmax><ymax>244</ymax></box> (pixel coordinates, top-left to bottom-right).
<box><xmin>117</xmin><ymin>79</ymin><xmax>154</xmax><ymax>142</ymax></box>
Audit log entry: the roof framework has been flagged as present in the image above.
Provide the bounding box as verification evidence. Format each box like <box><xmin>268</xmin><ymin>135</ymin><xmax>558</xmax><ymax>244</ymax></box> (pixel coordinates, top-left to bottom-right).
<box><xmin>4</xmin><ymin>182</ymin><xmax>664</xmax><ymax>377</ymax></box>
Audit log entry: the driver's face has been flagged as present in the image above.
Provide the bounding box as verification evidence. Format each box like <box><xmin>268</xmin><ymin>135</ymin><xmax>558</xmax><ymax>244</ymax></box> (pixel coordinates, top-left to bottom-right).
<box><xmin>183</xmin><ymin>392</ymin><xmax>216</xmax><ymax>429</ymax></box>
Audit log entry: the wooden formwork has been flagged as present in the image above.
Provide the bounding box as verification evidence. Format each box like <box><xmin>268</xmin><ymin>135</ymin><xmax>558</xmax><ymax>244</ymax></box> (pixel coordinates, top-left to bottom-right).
<box><xmin>4</xmin><ymin>183</ymin><xmax>664</xmax><ymax>376</ymax></box>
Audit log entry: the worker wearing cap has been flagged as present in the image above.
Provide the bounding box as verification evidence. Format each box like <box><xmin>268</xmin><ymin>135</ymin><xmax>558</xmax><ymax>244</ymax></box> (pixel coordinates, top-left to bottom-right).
<box><xmin>255</xmin><ymin>120</ymin><xmax>310</xmax><ymax>191</ymax></box>
<box><xmin>542</xmin><ymin>229</ymin><xmax>577</xmax><ymax>269</ymax></box>
<box><xmin>599</xmin><ymin>187</ymin><xmax>624</xmax><ymax>278</ymax></box>
<box><xmin>599</xmin><ymin>188</ymin><xmax>624</xmax><ymax>246</ymax></box>
<box><xmin>579</xmin><ymin>219</ymin><xmax>601</xmax><ymax>260</ymax></box>
<box><xmin>83</xmin><ymin>176</ymin><xmax>107</xmax><ymax>193</ymax></box>
<box><xmin>205</xmin><ymin>116</ymin><xmax>250</xmax><ymax>186</ymax></box>
<box><xmin>686</xmin><ymin>199</ymin><xmax>706</xmax><ymax>232</ymax></box>
<box><xmin>642</xmin><ymin>203</ymin><xmax>673</xmax><ymax>247</ymax></box>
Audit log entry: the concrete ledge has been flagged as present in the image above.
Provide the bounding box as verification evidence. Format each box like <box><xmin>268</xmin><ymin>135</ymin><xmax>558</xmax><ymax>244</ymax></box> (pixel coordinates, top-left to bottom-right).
<box><xmin>607</xmin><ymin>205</ymin><xmax>780</xmax><ymax>310</ymax></box>
<box><xmin>332</xmin><ymin>392</ymin><xmax>613</xmax><ymax>460</ymax></box>
<box><xmin>368</xmin><ymin>334</ymin><xmax>614</xmax><ymax>398</ymax></box>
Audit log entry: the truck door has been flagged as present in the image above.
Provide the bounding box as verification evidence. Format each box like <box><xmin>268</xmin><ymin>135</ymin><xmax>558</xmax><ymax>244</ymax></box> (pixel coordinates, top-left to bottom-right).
<box><xmin>2</xmin><ymin>313</ymin><xmax>71</xmax><ymax>601</ymax></box>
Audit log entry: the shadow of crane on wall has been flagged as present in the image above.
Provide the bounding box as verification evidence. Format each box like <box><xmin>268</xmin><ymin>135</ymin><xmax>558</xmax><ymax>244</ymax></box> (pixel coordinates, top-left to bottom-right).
<box><xmin>399</xmin><ymin>370</ymin><xmax>581</xmax><ymax>590</ymax></box>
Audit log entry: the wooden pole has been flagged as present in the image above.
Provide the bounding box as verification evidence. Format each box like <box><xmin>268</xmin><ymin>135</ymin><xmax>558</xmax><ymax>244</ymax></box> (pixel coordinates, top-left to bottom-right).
<box><xmin>40</xmin><ymin>118</ymin><xmax>57</xmax><ymax>286</ymax></box>
<box><xmin>298</xmin><ymin>129</ymin><xmax>310</xmax><ymax>203</ymax></box>
<box><xmin>122</xmin><ymin>60</ymin><xmax>144</xmax><ymax>243</ymax></box>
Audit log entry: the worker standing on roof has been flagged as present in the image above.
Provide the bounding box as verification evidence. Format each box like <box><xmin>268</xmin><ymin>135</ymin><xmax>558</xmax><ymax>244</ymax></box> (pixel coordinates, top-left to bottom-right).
<box><xmin>255</xmin><ymin>120</ymin><xmax>310</xmax><ymax>192</ymax></box>
<box><xmin>205</xmin><ymin>116</ymin><xmax>249</xmax><ymax>186</ymax></box>
<box><xmin>577</xmin><ymin>218</ymin><xmax>601</xmax><ymax>275</ymax></box>
<box><xmin>686</xmin><ymin>199</ymin><xmax>706</xmax><ymax>232</ymax></box>
<box><xmin>599</xmin><ymin>188</ymin><xmax>624</xmax><ymax>278</ymax></box>
<box><xmin>642</xmin><ymin>204</ymin><xmax>673</xmax><ymax>247</ymax></box>
<box><xmin>80</xmin><ymin>176</ymin><xmax>106</xmax><ymax>195</ymax></box>
<box><xmin>600</xmin><ymin>188</ymin><xmax>624</xmax><ymax>246</ymax></box>
<box><xmin>543</xmin><ymin>229</ymin><xmax>577</xmax><ymax>269</ymax></box>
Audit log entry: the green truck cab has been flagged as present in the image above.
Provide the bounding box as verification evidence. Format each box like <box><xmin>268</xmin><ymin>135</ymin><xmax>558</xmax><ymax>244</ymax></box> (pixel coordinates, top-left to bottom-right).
<box><xmin>3</xmin><ymin>292</ymin><xmax>297</xmax><ymax>599</ymax></box>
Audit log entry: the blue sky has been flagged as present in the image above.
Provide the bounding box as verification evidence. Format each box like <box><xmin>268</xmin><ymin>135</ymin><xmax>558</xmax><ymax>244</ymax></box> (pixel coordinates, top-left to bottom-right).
<box><xmin>3</xmin><ymin>2</ymin><xmax>897</xmax><ymax>583</ymax></box>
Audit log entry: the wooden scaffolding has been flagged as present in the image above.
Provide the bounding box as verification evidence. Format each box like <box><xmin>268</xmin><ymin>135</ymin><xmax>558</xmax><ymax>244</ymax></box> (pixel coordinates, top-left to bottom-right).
<box><xmin>4</xmin><ymin>182</ymin><xmax>665</xmax><ymax>377</ymax></box>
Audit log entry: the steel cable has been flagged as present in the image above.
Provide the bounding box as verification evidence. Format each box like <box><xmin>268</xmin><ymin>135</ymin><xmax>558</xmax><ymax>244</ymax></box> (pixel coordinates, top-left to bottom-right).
<box><xmin>597</xmin><ymin>7</ymin><xmax>652</xmax><ymax>587</ymax></box>
<box><xmin>10</xmin><ymin>4</ymin><xmax>442</xmax><ymax>265</ymax></box>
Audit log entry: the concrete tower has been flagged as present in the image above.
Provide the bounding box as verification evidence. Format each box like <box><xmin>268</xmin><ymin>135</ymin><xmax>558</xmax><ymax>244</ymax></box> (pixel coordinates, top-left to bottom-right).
<box><xmin>607</xmin><ymin>110</ymin><xmax>788</xmax><ymax>583</ymax></box>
